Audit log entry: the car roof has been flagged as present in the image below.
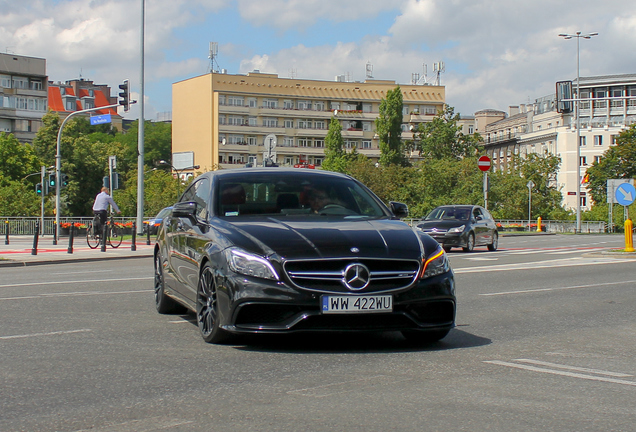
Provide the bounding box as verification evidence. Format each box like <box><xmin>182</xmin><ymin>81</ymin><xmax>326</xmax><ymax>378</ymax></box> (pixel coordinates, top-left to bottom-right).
<box><xmin>204</xmin><ymin>168</ymin><xmax>353</xmax><ymax>181</ymax></box>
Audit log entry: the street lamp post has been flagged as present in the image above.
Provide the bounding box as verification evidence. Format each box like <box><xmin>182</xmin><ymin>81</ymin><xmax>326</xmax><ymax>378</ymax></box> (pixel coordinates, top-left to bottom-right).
<box><xmin>558</xmin><ymin>31</ymin><xmax>598</xmax><ymax>233</ymax></box>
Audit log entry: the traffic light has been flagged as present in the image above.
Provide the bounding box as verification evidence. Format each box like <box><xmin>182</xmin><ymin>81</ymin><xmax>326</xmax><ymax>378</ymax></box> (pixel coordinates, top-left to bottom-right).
<box><xmin>112</xmin><ymin>173</ymin><xmax>122</xmax><ymax>190</ymax></box>
<box><xmin>48</xmin><ymin>173</ymin><xmax>56</xmax><ymax>188</ymax></box>
<box><xmin>60</xmin><ymin>173</ymin><xmax>69</xmax><ymax>188</ymax></box>
<box><xmin>103</xmin><ymin>176</ymin><xmax>110</xmax><ymax>189</ymax></box>
<box><xmin>36</xmin><ymin>183</ymin><xmax>43</xmax><ymax>195</ymax></box>
<box><xmin>118</xmin><ymin>79</ymin><xmax>130</xmax><ymax>112</ymax></box>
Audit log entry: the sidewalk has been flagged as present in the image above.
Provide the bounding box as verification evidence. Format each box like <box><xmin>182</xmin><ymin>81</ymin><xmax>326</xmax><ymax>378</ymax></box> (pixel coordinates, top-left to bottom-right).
<box><xmin>0</xmin><ymin>234</ymin><xmax>154</xmax><ymax>267</ymax></box>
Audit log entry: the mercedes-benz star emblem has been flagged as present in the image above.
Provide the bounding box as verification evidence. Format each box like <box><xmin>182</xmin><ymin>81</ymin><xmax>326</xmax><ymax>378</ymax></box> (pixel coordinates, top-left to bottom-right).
<box><xmin>350</xmin><ymin>247</ymin><xmax>360</xmax><ymax>254</ymax></box>
<box><xmin>342</xmin><ymin>263</ymin><xmax>370</xmax><ymax>291</ymax></box>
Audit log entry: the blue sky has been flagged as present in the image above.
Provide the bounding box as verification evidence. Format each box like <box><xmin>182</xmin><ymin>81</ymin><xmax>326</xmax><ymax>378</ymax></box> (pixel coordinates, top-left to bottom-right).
<box><xmin>3</xmin><ymin>0</ymin><xmax>636</xmax><ymax>120</ymax></box>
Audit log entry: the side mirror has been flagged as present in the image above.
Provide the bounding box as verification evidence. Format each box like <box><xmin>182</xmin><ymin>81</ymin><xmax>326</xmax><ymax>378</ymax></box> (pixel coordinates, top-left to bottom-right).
<box><xmin>172</xmin><ymin>201</ymin><xmax>197</xmax><ymax>219</ymax></box>
<box><xmin>389</xmin><ymin>201</ymin><xmax>409</xmax><ymax>218</ymax></box>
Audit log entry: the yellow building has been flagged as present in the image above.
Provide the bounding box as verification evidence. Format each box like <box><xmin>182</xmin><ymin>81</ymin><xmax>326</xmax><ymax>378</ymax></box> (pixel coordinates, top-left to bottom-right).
<box><xmin>172</xmin><ymin>71</ymin><xmax>445</xmax><ymax>171</ymax></box>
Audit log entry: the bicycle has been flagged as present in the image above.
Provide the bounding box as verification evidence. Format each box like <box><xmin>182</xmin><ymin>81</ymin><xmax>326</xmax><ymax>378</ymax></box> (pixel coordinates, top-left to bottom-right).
<box><xmin>87</xmin><ymin>213</ymin><xmax>123</xmax><ymax>249</ymax></box>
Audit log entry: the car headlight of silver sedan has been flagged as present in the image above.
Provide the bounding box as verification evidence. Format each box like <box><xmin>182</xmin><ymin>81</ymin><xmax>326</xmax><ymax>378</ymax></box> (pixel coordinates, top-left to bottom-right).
<box><xmin>420</xmin><ymin>245</ymin><xmax>451</xmax><ymax>279</ymax></box>
<box><xmin>448</xmin><ymin>224</ymin><xmax>465</xmax><ymax>234</ymax></box>
<box><xmin>225</xmin><ymin>248</ymin><xmax>280</xmax><ymax>281</ymax></box>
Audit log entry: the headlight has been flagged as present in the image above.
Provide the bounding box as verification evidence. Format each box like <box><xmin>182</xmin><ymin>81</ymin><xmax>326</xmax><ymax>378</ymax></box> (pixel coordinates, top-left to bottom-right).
<box><xmin>225</xmin><ymin>248</ymin><xmax>279</xmax><ymax>281</ymax></box>
<box><xmin>420</xmin><ymin>245</ymin><xmax>451</xmax><ymax>279</ymax></box>
<box><xmin>448</xmin><ymin>225</ymin><xmax>465</xmax><ymax>234</ymax></box>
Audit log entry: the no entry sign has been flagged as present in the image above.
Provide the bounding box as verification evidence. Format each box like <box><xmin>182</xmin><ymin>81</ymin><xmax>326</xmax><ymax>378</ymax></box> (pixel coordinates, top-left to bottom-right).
<box><xmin>478</xmin><ymin>155</ymin><xmax>491</xmax><ymax>172</ymax></box>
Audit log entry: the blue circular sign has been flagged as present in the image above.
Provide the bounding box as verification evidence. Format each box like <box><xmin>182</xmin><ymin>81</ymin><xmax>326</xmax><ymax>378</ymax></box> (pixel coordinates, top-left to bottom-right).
<box><xmin>615</xmin><ymin>183</ymin><xmax>636</xmax><ymax>206</ymax></box>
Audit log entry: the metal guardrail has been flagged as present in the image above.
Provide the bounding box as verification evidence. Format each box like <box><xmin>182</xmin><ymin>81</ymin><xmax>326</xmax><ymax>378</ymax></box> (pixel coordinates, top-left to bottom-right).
<box><xmin>1</xmin><ymin>217</ymin><xmax>143</xmax><ymax>236</ymax></box>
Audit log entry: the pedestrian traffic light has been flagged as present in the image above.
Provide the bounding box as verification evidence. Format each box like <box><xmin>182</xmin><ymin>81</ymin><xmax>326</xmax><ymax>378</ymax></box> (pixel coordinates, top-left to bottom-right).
<box><xmin>118</xmin><ymin>79</ymin><xmax>130</xmax><ymax>112</ymax></box>
<box><xmin>103</xmin><ymin>176</ymin><xmax>110</xmax><ymax>189</ymax></box>
<box><xmin>112</xmin><ymin>173</ymin><xmax>122</xmax><ymax>190</ymax></box>
<box><xmin>60</xmin><ymin>173</ymin><xmax>69</xmax><ymax>188</ymax></box>
<box><xmin>36</xmin><ymin>183</ymin><xmax>43</xmax><ymax>195</ymax></box>
<box><xmin>48</xmin><ymin>173</ymin><xmax>56</xmax><ymax>188</ymax></box>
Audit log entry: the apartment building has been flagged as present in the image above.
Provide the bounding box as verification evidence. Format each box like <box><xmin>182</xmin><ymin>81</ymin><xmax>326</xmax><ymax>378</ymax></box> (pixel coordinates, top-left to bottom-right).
<box><xmin>172</xmin><ymin>71</ymin><xmax>445</xmax><ymax>171</ymax></box>
<box><xmin>0</xmin><ymin>53</ymin><xmax>48</xmax><ymax>143</ymax></box>
<box><xmin>47</xmin><ymin>78</ymin><xmax>122</xmax><ymax>130</ymax></box>
<box><xmin>480</xmin><ymin>74</ymin><xmax>636</xmax><ymax>210</ymax></box>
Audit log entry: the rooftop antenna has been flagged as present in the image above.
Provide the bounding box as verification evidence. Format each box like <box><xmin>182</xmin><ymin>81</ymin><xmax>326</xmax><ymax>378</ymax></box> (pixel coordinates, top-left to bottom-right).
<box><xmin>289</xmin><ymin>68</ymin><xmax>297</xmax><ymax>79</ymax></box>
<box><xmin>432</xmin><ymin>61</ymin><xmax>445</xmax><ymax>86</ymax></box>
<box><xmin>208</xmin><ymin>42</ymin><xmax>219</xmax><ymax>73</ymax></box>
<box><xmin>365</xmin><ymin>61</ymin><xmax>374</xmax><ymax>79</ymax></box>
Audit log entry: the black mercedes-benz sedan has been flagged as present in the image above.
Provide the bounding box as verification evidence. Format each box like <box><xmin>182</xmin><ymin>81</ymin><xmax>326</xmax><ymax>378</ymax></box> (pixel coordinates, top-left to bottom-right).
<box><xmin>154</xmin><ymin>168</ymin><xmax>455</xmax><ymax>344</ymax></box>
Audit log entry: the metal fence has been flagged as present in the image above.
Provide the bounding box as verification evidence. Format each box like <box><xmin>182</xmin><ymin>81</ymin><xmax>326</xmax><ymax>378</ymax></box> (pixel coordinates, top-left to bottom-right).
<box><xmin>1</xmin><ymin>216</ymin><xmax>141</xmax><ymax>236</ymax></box>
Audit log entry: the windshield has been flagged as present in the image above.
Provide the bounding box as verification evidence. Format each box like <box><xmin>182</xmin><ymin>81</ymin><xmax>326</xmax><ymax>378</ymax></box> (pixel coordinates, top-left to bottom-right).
<box><xmin>425</xmin><ymin>207</ymin><xmax>471</xmax><ymax>221</ymax></box>
<box><xmin>217</xmin><ymin>173</ymin><xmax>388</xmax><ymax>218</ymax></box>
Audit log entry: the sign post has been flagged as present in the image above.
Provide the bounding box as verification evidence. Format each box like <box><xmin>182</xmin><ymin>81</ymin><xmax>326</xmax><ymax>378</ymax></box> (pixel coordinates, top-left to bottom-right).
<box><xmin>478</xmin><ymin>155</ymin><xmax>491</xmax><ymax>210</ymax></box>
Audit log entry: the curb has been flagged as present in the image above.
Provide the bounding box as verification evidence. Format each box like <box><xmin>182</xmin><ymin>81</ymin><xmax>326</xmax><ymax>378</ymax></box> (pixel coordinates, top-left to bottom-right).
<box><xmin>0</xmin><ymin>253</ymin><xmax>153</xmax><ymax>267</ymax></box>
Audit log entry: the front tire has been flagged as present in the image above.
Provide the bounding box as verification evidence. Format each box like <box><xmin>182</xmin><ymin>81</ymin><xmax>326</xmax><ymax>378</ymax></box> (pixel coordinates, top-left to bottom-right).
<box><xmin>197</xmin><ymin>263</ymin><xmax>232</xmax><ymax>344</ymax></box>
<box><xmin>154</xmin><ymin>253</ymin><xmax>186</xmax><ymax>314</ymax></box>
<box><xmin>462</xmin><ymin>232</ymin><xmax>475</xmax><ymax>252</ymax></box>
<box><xmin>487</xmin><ymin>232</ymin><xmax>499</xmax><ymax>251</ymax></box>
<box><xmin>86</xmin><ymin>222</ymin><xmax>100</xmax><ymax>249</ymax></box>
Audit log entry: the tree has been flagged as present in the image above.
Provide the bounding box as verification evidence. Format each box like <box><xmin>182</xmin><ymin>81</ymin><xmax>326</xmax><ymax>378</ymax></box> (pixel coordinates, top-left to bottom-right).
<box><xmin>376</xmin><ymin>86</ymin><xmax>407</xmax><ymax>166</ymax></box>
<box><xmin>0</xmin><ymin>132</ymin><xmax>42</xmax><ymax>181</ymax></box>
<box><xmin>115</xmin><ymin>169</ymin><xmax>185</xmax><ymax>217</ymax></box>
<box><xmin>322</xmin><ymin>117</ymin><xmax>347</xmax><ymax>172</ymax></box>
<box><xmin>415</xmin><ymin>106</ymin><xmax>481</xmax><ymax>160</ymax></box>
<box><xmin>0</xmin><ymin>177</ymin><xmax>43</xmax><ymax>216</ymax></box>
<box><xmin>586</xmin><ymin>124</ymin><xmax>636</xmax><ymax>204</ymax></box>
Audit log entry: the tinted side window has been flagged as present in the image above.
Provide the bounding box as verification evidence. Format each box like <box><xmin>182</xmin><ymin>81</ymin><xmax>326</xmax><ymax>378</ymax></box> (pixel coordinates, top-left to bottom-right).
<box><xmin>180</xmin><ymin>178</ymin><xmax>211</xmax><ymax>220</ymax></box>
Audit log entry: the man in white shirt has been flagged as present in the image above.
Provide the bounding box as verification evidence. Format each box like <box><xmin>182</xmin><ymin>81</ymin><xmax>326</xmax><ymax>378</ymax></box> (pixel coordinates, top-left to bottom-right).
<box><xmin>92</xmin><ymin>187</ymin><xmax>121</xmax><ymax>233</ymax></box>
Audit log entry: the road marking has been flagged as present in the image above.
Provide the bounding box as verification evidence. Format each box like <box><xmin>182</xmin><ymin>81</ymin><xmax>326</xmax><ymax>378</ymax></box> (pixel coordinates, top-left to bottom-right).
<box><xmin>513</xmin><ymin>359</ymin><xmax>633</xmax><ymax>377</ymax></box>
<box><xmin>0</xmin><ymin>329</ymin><xmax>92</xmax><ymax>340</ymax></box>
<box><xmin>0</xmin><ymin>276</ymin><xmax>152</xmax><ymax>289</ymax></box>
<box><xmin>479</xmin><ymin>279</ymin><xmax>636</xmax><ymax>296</ymax></box>
<box><xmin>465</xmin><ymin>257</ymin><xmax>500</xmax><ymax>261</ymax></box>
<box><xmin>0</xmin><ymin>289</ymin><xmax>149</xmax><ymax>301</ymax></box>
<box><xmin>455</xmin><ymin>257</ymin><xmax>635</xmax><ymax>274</ymax></box>
<box><xmin>288</xmin><ymin>375</ymin><xmax>410</xmax><ymax>398</ymax></box>
<box><xmin>484</xmin><ymin>360</ymin><xmax>636</xmax><ymax>387</ymax></box>
<box><xmin>51</xmin><ymin>269</ymin><xmax>113</xmax><ymax>275</ymax></box>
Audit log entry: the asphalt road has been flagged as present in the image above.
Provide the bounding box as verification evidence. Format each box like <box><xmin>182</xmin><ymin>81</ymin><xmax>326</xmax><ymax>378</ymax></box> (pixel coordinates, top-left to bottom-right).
<box><xmin>1</xmin><ymin>234</ymin><xmax>634</xmax><ymax>432</ymax></box>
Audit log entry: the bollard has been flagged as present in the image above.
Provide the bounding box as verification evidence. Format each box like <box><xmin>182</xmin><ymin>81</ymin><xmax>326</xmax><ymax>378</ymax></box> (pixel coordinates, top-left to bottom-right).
<box><xmin>4</xmin><ymin>220</ymin><xmax>8</xmax><ymax>245</ymax></box>
<box><xmin>31</xmin><ymin>222</ymin><xmax>39</xmax><ymax>255</ymax></box>
<box><xmin>625</xmin><ymin>219</ymin><xmax>635</xmax><ymax>252</ymax></box>
<box><xmin>536</xmin><ymin>216</ymin><xmax>542</xmax><ymax>232</ymax></box>
<box><xmin>131</xmin><ymin>222</ymin><xmax>137</xmax><ymax>251</ymax></box>
<box><xmin>67</xmin><ymin>223</ymin><xmax>74</xmax><ymax>254</ymax></box>
<box><xmin>146</xmin><ymin>223</ymin><xmax>151</xmax><ymax>245</ymax></box>
<box><xmin>101</xmin><ymin>222</ymin><xmax>107</xmax><ymax>252</ymax></box>
<box><xmin>53</xmin><ymin>222</ymin><xmax>57</xmax><ymax>245</ymax></box>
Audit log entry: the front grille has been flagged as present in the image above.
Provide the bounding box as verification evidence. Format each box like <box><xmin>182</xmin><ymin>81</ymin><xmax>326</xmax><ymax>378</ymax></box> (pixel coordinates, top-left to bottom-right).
<box><xmin>235</xmin><ymin>304</ymin><xmax>309</xmax><ymax>326</ymax></box>
<box><xmin>284</xmin><ymin>258</ymin><xmax>420</xmax><ymax>293</ymax></box>
<box><xmin>406</xmin><ymin>301</ymin><xmax>455</xmax><ymax>325</ymax></box>
<box><xmin>421</xmin><ymin>228</ymin><xmax>448</xmax><ymax>235</ymax></box>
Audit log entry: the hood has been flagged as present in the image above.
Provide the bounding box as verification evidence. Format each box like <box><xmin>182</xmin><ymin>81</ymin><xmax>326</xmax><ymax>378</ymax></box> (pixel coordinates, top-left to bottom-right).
<box><xmin>216</xmin><ymin>217</ymin><xmax>422</xmax><ymax>260</ymax></box>
<box><xmin>417</xmin><ymin>220</ymin><xmax>467</xmax><ymax>230</ymax></box>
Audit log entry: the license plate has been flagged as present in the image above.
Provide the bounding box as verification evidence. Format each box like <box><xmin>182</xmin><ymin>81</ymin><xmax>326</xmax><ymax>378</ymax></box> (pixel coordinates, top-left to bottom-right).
<box><xmin>321</xmin><ymin>295</ymin><xmax>393</xmax><ymax>314</ymax></box>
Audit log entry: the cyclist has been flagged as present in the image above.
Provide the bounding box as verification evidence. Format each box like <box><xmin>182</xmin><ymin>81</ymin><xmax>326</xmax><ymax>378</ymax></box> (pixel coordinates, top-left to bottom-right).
<box><xmin>92</xmin><ymin>187</ymin><xmax>121</xmax><ymax>234</ymax></box>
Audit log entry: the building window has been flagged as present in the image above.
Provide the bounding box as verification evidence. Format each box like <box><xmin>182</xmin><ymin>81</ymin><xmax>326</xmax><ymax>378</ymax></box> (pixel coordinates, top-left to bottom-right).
<box><xmin>263</xmin><ymin>118</ymin><xmax>278</xmax><ymax>128</ymax></box>
<box><xmin>330</xmin><ymin>102</ymin><xmax>340</xmax><ymax>110</ymax></box>
<box><xmin>228</xmin><ymin>134</ymin><xmax>245</xmax><ymax>145</ymax></box>
<box><xmin>227</xmin><ymin>95</ymin><xmax>244</xmax><ymax>106</ymax></box>
<box><xmin>248</xmin><ymin>98</ymin><xmax>257</xmax><ymax>108</ymax></box>
<box><xmin>579</xmin><ymin>136</ymin><xmax>586</xmax><ymax>146</ymax></box>
<box><xmin>248</xmin><ymin>117</ymin><xmax>257</xmax><ymax>126</ymax></box>
<box><xmin>611</xmin><ymin>89</ymin><xmax>623</xmax><ymax>108</ymax></box>
<box><xmin>263</xmin><ymin>99</ymin><xmax>278</xmax><ymax>109</ymax></box>
<box><xmin>468</xmin><ymin>125</ymin><xmax>474</xmax><ymax>134</ymax></box>
<box><xmin>283</xmin><ymin>100</ymin><xmax>294</xmax><ymax>109</ymax></box>
<box><xmin>218</xmin><ymin>115</ymin><xmax>226</xmax><ymax>125</ymax></box>
<box><xmin>593</xmin><ymin>89</ymin><xmax>607</xmax><ymax>109</ymax></box>
<box><xmin>594</xmin><ymin>135</ymin><xmax>603</xmax><ymax>146</ymax></box>
<box><xmin>0</xmin><ymin>75</ymin><xmax>10</xmax><ymax>88</ymax></box>
<box><xmin>284</xmin><ymin>119</ymin><xmax>294</xmax><ymax>129</ymax></box>
<box><xmin>362</xmin><ymin>122</ymin><xmax>372</xmax><ymax>132</ymax></box>
<box><xmin>314</xmin><ymin>139</ymin><xmax>324</xmax><ymax>148</ymax></box>
<box><xmin>580</xmin><ymin>196</ymin><xmax>587</xmax><ymax>207</ymax></box>
<box><xmin>218</xmin><ymin>94</ymin><xmax>226</xmax><ymax>105</ymax></box>
<box><xmin>314</xmin><ymin>101</ymin><xmax>325</xmax><ymax>111</ymax></box>
<box><xmin>580</xmin><ymin>156</ymin><xmax>587</xmax><ymax>166</ymax></box>
<box><xmin>30</xmin><ymin>80</ymin><xmax>43</xmax><ymax>90</ymax></box>
<box><xmin>228</xmin><ymin>115</ymin><xmax>244</xmax><ymax>126</ymax></box>
<box><xmin>314</xmin><ymin>158</ymin><xmax>323</xmax><ymax>166</ymax></box>
<box><xmin>12</xmin><ymin>77</ymin><xmax>28</xmax><ymax>89</ymax></box>
<box><xmin>298</xmin><ymin>138</ymin><xmax>309</xmax><ymax>147</ymax></box>
<box><xmin>314</xmin><ymin>120</ymin><xmax>326</xmax><ymax>130</ymax></box>
<box><xmin>297</xmin><ymin>119</ymin><xmax>311</xmax><ymax>129</ymax></box>
<box><xmin>247</xmin><ymin>136</ymin><xmax>256</xmax><ymax>145</ymax></box>
<box><xmin>283</xmin><ymin>137</ymin><xmax>294</xmax><ymax>147</ymax></box>
<box><xmin>361</xmin><ymin>140</ymin><xmax>371</xmax><ymax>149</ymax></box>
<box><xmin>594</xmin><ymin>156</ymin><xmax>602</xmax><ymax>164</ymax></box>
<box><xmin>362</xmin><ymin>103</ymin><xmax>372</xmax><ymax>113</ymax></box>
<box><xmin>297</xmin><ymin>100</ymin><xmax>311</xmax><ymax>110</ymax></box>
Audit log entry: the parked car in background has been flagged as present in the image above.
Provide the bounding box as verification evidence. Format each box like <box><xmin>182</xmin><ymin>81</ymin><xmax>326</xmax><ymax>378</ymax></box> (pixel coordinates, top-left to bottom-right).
<box><xmin>416</xmin><ymin>205</ymin><xmax>498</xmax><ymax>252</ymax></box>
<box><xmin>143</xmin><ymin>206</ymin><xmax>172</xmax><ymax>235</ymax></box>
<box><xmin>154</xmin><ymin>168</ymin><xmax>456</xmax><ymax>344</ymax></box>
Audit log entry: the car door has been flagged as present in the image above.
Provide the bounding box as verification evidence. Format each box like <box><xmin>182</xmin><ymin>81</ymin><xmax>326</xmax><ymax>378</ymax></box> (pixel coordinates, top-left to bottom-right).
<box><xmin>472</xmin><ymin>207</ymin><xmax>488</xmax><ymax>245</ymax></box>
<box><xmin>480</xmin><ymin>207</ymin><xmax>497</xmax><ymax>245</ymax></box>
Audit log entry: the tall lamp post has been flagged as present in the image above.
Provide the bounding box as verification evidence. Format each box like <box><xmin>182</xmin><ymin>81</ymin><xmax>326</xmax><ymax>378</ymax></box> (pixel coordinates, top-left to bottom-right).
<box><xmin>558</xmin><ymin>31</ymin><xmax>598</xmax><ymax>233</ymax></box>
<box><xmin>158</xmin><ymin>160</ymin><xmax>199</xmax><ymax>195</ymax></box>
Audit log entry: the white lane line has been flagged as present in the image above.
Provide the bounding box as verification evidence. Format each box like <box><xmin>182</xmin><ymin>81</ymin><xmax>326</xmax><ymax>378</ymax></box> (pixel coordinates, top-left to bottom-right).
<box><xmin>0</xmin><ymin>329</ymin><xmax>92</xmax><ymax>340</ymax></box>
<box><xmin>546</xmin><ymin>250</ymin><xmax>588</xmax><ymax>255</ymax></box>
<box><xmin>455</xmin><ymin>257</ymin><xmax>636</xmax><ymax>274</ymax></box>
<box><xmin>0</xmin><ymin>289</ymin><xmax>150</xmax><ymax>301</ymax></box>
<box><xmin>479</xmin><ymin>279</ymin><xmax>636</xmax><ymax>296</ymax></box>
<box><xmin>465</xmin><ymin>257</ymin><xmax>500</xmax><ymax>261</ymax></box>
<box><xmin>0</xmin><ymin>276</ymin><xmax>152</xmax><ymax>289</ymax></box>
<box><xmin>484</xmin><ymin>360</ymin><xmax>636</xmax><ymax>387</ymax></box>
<box><xmin>288</xmin><ymin>375</ymin><xmax>411</xmax><ymax>398</ymax></box>
<box><xmin>514</xmin><ymin>359</ymin><xmax>634</xmax><ymax>378</ymax></box>
<box><xmin>50</xmin><ymin>270</ymin><xmax>113</xmax><ymax>275</ymax></box>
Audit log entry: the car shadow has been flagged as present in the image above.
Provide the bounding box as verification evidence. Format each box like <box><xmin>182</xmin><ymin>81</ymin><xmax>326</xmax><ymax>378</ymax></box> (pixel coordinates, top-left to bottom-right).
<box><xmin>230</xmin><ymin>327</ymin><xmax>491</xmax><ymax>354</ymax></box>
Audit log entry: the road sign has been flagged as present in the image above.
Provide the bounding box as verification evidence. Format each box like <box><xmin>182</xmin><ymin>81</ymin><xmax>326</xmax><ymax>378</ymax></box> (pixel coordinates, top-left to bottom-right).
<box><xmin>478</xmin><ymin>155</ymin><xmax>491</xmax><ymax>172</ymax></box>
<box><xmin>615</xmin><ymin>183</ymin><xmax>636</xmax><ymax>206</ymax></box>
<box><xmin>90</xmin><ymin>114</ymin><xmax>112</xmax><ymax>125</ymax></box>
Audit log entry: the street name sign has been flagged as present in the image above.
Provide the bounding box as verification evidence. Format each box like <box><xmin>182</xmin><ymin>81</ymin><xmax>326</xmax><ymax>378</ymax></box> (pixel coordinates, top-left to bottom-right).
<box><xmin>90</xmin><ymin>114</ymin><xmax>112</xmax><ymax>125</ymax></box>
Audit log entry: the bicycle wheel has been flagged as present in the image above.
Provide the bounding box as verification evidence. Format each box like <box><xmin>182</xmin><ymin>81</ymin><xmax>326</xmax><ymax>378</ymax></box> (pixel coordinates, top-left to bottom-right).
<box><xmin>108</xmin><ymin>225</ymin><xmax>123</xmax><ymax>248</ymax></box>
<box><xmin>86</xmin><ymin>222</ymin><xmax>101</xmax><ymax>249</ymax></box>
